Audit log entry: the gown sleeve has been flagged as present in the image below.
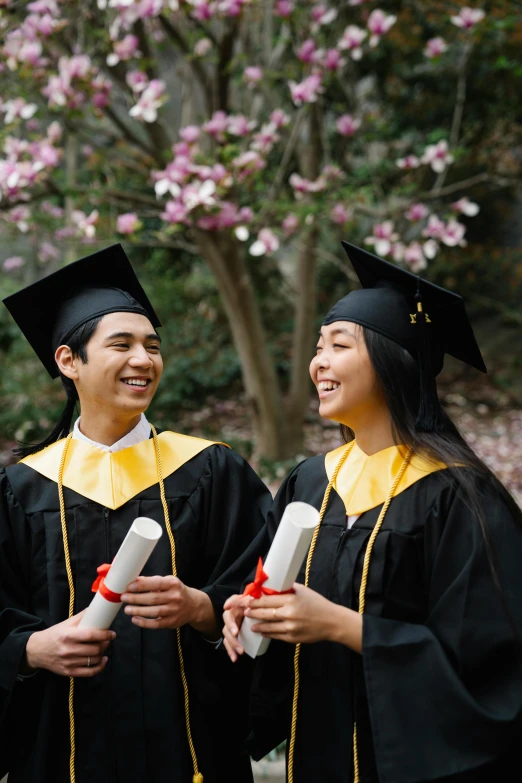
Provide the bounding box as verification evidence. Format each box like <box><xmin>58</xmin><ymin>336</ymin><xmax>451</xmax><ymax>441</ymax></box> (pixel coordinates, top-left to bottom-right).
<box><xmin>362</xmin><ymin>479</ymin><xmax>522</xmax><ymax>783</ymax></box>
<box><xmin>0</xmin><ymin>469</ymin><xmax>46</xmax><ymax>720</ymax></box>
<box><xmin>188</xmin><ymin>444</ymin><xmax>272</xmax><ymax>616</ymax></box>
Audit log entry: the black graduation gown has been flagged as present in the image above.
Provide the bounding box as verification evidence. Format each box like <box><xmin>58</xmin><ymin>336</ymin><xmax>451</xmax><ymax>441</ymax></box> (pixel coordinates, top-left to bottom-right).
<box><xmin>248</xmin><ymin>455</ymin><xmax>522</xmax><ymax>783</ymax></box>
<box><xmin>0</xmin><ymin>441</ymin><xmax>270</xmax><ymax>783</ymax></box>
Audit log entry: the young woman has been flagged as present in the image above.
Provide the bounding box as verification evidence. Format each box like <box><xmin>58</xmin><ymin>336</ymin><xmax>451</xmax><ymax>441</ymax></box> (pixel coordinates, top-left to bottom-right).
<box><xmin>223</xmin><ymin>242</ymin><xmax>522</xmax><ymax>783</ymax></box>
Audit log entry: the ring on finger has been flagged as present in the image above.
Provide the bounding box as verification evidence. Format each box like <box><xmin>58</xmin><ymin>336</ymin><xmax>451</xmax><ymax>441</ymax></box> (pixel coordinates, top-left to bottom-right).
<box><xmin>87</xmin><ymin>656</ymin><xmax>91</xmax><ymax>668</ymax></box>
<box><xmin>273</xmin><ymin>608</ymin><xmax>278</xmax><ymax>619</ymax></box>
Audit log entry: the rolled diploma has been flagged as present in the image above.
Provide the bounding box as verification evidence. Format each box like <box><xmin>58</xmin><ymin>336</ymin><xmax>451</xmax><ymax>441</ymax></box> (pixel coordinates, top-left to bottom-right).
<box><xmin>239</xmin><ymin>501</ymin><xmax>320</xmax><ymax>658</ymax></box>
<box><xmin>79</xmin><ymin>516</ymin><xmax>163</xmax><ymax>630</ymax></box>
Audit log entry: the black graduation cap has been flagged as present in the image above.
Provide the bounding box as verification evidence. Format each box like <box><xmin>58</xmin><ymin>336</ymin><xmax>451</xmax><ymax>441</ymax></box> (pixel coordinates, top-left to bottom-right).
<box><xmin>322</xmin><ymin>241</ymin><xmax>486</xmax><ymax>432</ymax></box>
<box><xmin>2</xmin><ymin>244</ymin><xmax>161</xmax><ymax>379</ymax></box>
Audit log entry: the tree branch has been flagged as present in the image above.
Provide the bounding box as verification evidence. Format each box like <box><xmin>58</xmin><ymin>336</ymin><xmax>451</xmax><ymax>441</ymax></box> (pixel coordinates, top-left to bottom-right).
<box><xmin>104</xmin><ymin>106</ymin><xmax>158</xmax><ymax>162</ymax></box>
<box><xmin>216</xmin><ymin>18</ymin><xmax>240</xmax><ymax>112</ymax></box>
<box><xmin>265</xmin><ymin>107</ymin><xmax>306</xmax><ymax>204</ymax></box>
<box><xmin>158</xmin><ymin>14</ymin><xmax>213</xmax><ymax>111</ymax></box>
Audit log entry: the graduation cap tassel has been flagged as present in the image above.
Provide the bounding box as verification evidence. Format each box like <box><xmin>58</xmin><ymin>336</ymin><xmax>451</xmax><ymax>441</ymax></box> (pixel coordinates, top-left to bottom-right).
<box><xmin>414</xmin><ymin>280</ymin><xmax>445</xmax><ymax>433</ymax></box>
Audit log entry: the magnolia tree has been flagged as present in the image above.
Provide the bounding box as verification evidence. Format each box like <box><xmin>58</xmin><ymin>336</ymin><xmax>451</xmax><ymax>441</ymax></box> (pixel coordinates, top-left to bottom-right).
<box><xmin>0</xmin><ymin>0</ymin><xmax>518</xmax><ymax>458</ymax></box>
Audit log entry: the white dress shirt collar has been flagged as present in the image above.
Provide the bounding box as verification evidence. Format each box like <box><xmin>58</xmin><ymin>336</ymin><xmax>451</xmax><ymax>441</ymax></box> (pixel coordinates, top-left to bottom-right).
<box><xmin>72</xmin><ymin>413</ymin><xmax>151</xmax><ymax>453</ymax></box>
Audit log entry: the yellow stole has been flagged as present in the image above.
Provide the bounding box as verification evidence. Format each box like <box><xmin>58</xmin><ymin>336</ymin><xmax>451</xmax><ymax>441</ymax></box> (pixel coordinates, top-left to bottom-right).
<box><xmin>21</xmin><ymin>431</ymin><xmax>227</xmax><ymax>510</ymax></box>
<box><xmin>324</xmin><ymin>441</ymin><xmax>447</xmax><ymax>516</ymax></box>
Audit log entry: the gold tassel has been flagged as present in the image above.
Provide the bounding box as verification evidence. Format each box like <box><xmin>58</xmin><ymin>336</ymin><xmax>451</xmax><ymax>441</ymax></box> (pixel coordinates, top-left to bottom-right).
<box><xmin>193</xmin><ymin>774</ymin><xmax>204</xmax><ymax>782</ymax></box>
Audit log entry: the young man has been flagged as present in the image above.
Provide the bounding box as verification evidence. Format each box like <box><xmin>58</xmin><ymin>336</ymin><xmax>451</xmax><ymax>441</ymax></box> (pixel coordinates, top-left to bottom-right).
<box><xmin>0</xmin><ymin>245</ymin><xmax>270</xmax><ymax>783</ymax></box>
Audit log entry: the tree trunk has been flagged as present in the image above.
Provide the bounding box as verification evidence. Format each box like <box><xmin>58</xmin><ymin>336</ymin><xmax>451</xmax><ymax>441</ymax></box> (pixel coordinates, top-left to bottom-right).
<box><xmin>285</xmin><ymin>225</ymin><xmax>319</xmax><ymax>452</ymax></box>
<box><xmin>194</xmin><ymin>229</ymin><xmax>286</xmax><ymax>460</ymax></box>
<box><xmin>285</xmin><ymin>106</ymin><xmax>323</xmax><ymax>452</ymax></box>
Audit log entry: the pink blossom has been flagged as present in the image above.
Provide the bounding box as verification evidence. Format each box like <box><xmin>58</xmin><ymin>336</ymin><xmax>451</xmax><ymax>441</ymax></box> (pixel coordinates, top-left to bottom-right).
<box><xmin>27</xmin><ymin>0</ymin><xmax>60</xmax><ymax>14</ymax></box>
<box><xmin>179</xmin><ymin>125</ymin><xmax>201</xmax><ymax>144</ymax></box>
<box><xmin>322</xmin><ymin>164</ymin><xmax>345</xmax><ymax>182</ymax></box>
<box><xmin>216</xmin><ymin>0</ymin><xmax>247</xmax><ymax>15</ymax></box>
<box><xmin>282</xmin><ymin>213</ymin><xmax>300</xmax><ymax>236</ymax></box>
<box><xmin>154</xmin><ymin>157</ymin><xmax>192</xmax><ymax>196</ymax></box>
<box><xmin>337</xmin><ymin>25</ymin><xmax>367</xmax><ymax>60</ymax></box>
<box><xmin>71</xmin><ymin>209</ymin><xmax>99</xmax><ymax>238</ymax></box>
<box><xmin>451</xmin><ymin>197</ymin><xmax>480</xmax><ymax>216</ymax></box>
<box><xmin>38</xmin><ymin>241</ymin><xmax>60</xmax><ymax>263</ymax></box>
<box><xmin>249</xmin><ymin>228</ymin><xmax>280</xmax><ymax>257</ymax></box>
<box><xmin>336</xmin><ymin>114</ymin><xmax>360</xmax><ymax>137</ymax></box>
<box><xmin>367</xmin><ymin>9</ymin><xmax>397</xmax><ymax>48</ymax></box>
<box><xmin>441</xmin><ymin>219</ymin><xmax>467</xmax><ymax>247</ymax></box>
<box><xmin>231</xmin><ymin>150</ymin><xmax>266</xmax><ymax>180</ymax></box>
<box><xmin>126</xmin><ymin>70</ymin><xmax>149</xmax><ymax>93</ymax></box>
<box><xmin>17</xmin><ymin>40</ymin><xmax>43</xmax><ymax>66</ymax></box>
<box><xmin>289</xmin><ymin>173</ymin><xmax>326</xmax><ymax>195</ymax></box>
<box><xmin>423</xmin><ymin>239</ymin><xmax>438</xmax><ymax>259</ymax></box>
<box><xmin>227</xmin><ymin>114</ymin><xmax>257</xmax><ymax>137</ymax></box>
<box><xmin>32</xmin><ymin>139</ymin><xmax>61</xmax><ymax>167</ymax></box>
<box><xmin>288</xmin><ymin>73</ymin><xmax>324</xmax><ymax>106</ymax></box>
<box><xmin>450</xmin><ymin>7</ymin><xmax>485</xmax><ymax>30</ymax></box>
<box><xmin>193</xmin><ymin>37</ymin><xmax>212</xmax><ymax>57</ymax></box>
<box><xmin>364</xmin><ymin>221</ymin><xmax>398</xmax><ymax>256</ymax></box>
<box><xmin>129</xmin><ymin>79</ymin><xmax>166</xmax><ymax>123</ymax></box>
<box><xmin>311</xmin><ymin>4</ymin><xmax>337</xmax><ymax>28</ymax></box>
<box><xmin>2</xmin><ymin>99</ymin><xmax>38</xmax><ymax>125</ymax></box>
<box><xmin>396</xmin><ymin>154</ymin><xmax>420</xmax><ymax>170</ymax></box>
<box><xmin>5</xmin><ymin>205</ymin><xmax>31</xmax><ymax>232</ymax></box>
<box><xmin>251</xmin><ymin>122</ymin><xmax>280</xmax><ymax>153</ymax></box>
<box><xmin>244</xmin><ymin>66</ymin><xmax>263</xmax><ymax>88</ymax></box>
<box><xmin>41</xmin><ymin>200</ymin><xmax>64</xmax><ymax>218</ymax></box>
<box><xmin>422</xmin><ymin>214</ymin><xmax>445</xmax><ymax>240</ymax></box>
<box><xmin>197</xmin><ymin>202</ymin><xmax>253</xmax><ymax>231</ymax></box>
<box><xmin>421</xmin><ymin>140</ymin><xmax>454</xmax><ymax>173</ymax></box>
<box><xmin>322</xmin><ymin>49</ymin><xmax>345</xmax><ymax>71</ymax></box>
<box><xmin>403</xmin><ymin>242</ymin><xmax>427</xmax><ymax>273</ymax></box>
<box><xmin>47</xmin><ymin>121</ymin><xmax>62</xmax><ymax>143</ymax></box>
<box><xmin>189</xmin><ymin>0</ymin><xmax>215</xmax><ymax>22</ymax></box>
<box><xmin>107</xmin><ymin>34</ymin><xmax>140</xmax><ymax>66</ymax></box>
<box><xmin>117</xmin><ymin>212</ymin><xmax>141</xmax><ymax>234</ymax></box>
<box><xmin>275</xmin><ymin>0</ymin><xmax>294</xmax><ymax>17</ymax></box>
<box><xmin>405</xmin><ymin>202</ymin><xmax>429</xmax><ymax>221</ymax></box>
<box><xmin>203</xmin><ymin>110</ymin><xmax>229</xmax><ymax>140</ymax></box>
<box><xmin>191</xmin><ymin>163</ymin><xmax>229</xmax><ymax>185</ymax></box>
<box><xmin>2</xmin><ymin>256</ymin><xmax>25</xmax><ymax>272</ymax></box>
<box><xmin>270</xmin><ymin>109</ymin><xmax>291</xmax><ymax>128</ymax></box>
<box><xmin>424</xmin><ymin>37</ymin><xmax>448</xmax><ymax>58</ymax></box>
<box><xmin>62</xmin><ymin>55</ymin><xmax>92</xmax><ymax>80</ymax></box>
<box><xmin>161</xmin><ymin>200</ymin><xmax>190</xmax><ymax>224</ymax></box>
<box><xmin>297</xmin><ymin>40</ymin><xmax>318</xmax><ymax>63</ymax></box>
<box><xmin>330</xmin><ymin>203</ymin><xmax>351</xmax><ymax>225</ymax></box>
<box><xmin>182</xmin><ymin>180</ymin><xmax>217</xmax><ymax>211</ymax></box>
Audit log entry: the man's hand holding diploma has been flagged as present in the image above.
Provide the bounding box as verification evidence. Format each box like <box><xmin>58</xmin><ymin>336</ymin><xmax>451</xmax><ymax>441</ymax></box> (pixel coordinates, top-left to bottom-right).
<box><xmin>122</xmin><ymin>576</ymin><xmax>220</xmax><ymax>639</ymax></box>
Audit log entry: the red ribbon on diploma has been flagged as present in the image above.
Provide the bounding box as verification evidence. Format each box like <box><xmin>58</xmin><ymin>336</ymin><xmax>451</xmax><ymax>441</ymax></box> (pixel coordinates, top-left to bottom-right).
<box><xmin>91</xmin><ymin>563</ymin><xmax>122</xmax><ymax>603</ymax></box>
<box><xmin>243</xmin><ymin>557</ymin><xmax>294</xmax><ymax>599</ymax></box>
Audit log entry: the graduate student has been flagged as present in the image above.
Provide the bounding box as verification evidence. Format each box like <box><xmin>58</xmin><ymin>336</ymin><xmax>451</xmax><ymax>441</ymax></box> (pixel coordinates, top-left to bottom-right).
<box><xmin>0</xmin><ymin>244</ymin><xmax>270</xmax><ymax>783</ymax></box>
<box><xmin>223</xmin><ymin>241</ymin><xmax>522</xmax><ymax>783</ymax></box>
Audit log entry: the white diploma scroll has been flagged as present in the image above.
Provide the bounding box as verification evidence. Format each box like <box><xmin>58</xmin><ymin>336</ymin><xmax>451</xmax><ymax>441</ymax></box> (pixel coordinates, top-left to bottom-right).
<box><xmin>239</xmin><ymin>501</ymin><xmax>320</xmax><ymax>658</ymax></box>
<box><xmin>79</xmin><ymin>516</ymin><xmax>163</xmax><ymax>630</ymax></box>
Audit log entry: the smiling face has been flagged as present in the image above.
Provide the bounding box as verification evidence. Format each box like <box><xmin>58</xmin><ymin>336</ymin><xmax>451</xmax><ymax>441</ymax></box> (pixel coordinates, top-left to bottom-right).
<box><xmin>309</xmin><ymin>321</ymin><xmax>388</xmax><ymax>429</ymax></box>
<box><xmin>58</xmin><ymin>311</ymin><xmax>163</xmax><ymax>420</ymax></box>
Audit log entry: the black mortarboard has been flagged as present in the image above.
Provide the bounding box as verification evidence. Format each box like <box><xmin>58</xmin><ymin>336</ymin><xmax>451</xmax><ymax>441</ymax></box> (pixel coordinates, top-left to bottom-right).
<box><xmin>323</xmin><ymin>241</ymin><xmax>486</xmax><ymax>432</ymax></box>
<box><xmin>2</xmin><ymin>244</ymin><xmax>161</xmax><ymax>379</ymax></box>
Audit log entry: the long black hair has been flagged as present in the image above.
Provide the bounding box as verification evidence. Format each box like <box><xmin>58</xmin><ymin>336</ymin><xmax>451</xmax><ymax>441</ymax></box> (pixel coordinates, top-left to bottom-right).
<box><xmin>341</xmin><ymin>327</ymin><xmax>521</xmax><ymax>598</ymax></box>
<box><xmin>14</xmin><ymin>316</ymin><xmax>102</xmax><ymax>459</ymax></box>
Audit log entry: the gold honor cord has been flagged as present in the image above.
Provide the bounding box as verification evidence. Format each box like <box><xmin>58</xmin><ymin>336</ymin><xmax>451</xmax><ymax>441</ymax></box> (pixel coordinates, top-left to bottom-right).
<box><xmin>58</xmin><ymin>428</ymin><xmax>203</xmax><ymax>783</ymax></box>
<box><xmin>57</xmin><ymin>433</ymin><xmax>76</xmax><ymax>783</ymax></box>
<box><xmin>286</xmin><ymin>442</ymin><xmax>413</xmax><ymax>783</ymax></box>
<box><xmin>151</xmin><ymin>425</ymin><xmax>203</xmax><ymax>783</ymax></box>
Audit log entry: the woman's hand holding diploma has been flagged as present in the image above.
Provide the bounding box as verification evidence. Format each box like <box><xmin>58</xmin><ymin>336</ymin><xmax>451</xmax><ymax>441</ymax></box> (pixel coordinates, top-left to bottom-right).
<box><xmin>223</xmin><ymin>585</ymin><xmax>363</xmax><ymax>659</ymax></box>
